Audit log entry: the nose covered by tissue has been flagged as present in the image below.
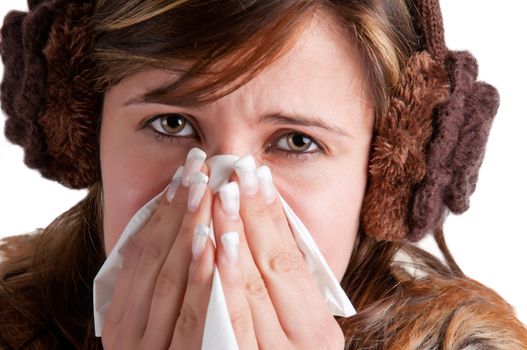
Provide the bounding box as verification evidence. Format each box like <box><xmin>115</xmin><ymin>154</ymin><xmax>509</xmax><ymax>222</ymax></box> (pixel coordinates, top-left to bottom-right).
<box><xmin>93</xmin><ymin>153</ymin><xmax>355</xmax><ymax>346</ymax></box>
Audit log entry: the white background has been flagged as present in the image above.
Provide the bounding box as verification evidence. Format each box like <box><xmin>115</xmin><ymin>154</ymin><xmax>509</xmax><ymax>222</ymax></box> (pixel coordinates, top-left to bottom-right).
<box><xmin>1</xmin><ymin>1</ymin><xmax>526</xmax><ymax>324</ymax></box>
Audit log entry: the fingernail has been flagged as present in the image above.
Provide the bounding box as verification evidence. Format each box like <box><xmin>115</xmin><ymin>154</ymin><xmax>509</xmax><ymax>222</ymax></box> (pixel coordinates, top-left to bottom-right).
<box><xmin>188</xmin><ymin>172</ymin><xmax>209</xmax><ymax>212</ymax></box>
<box><xmin>219</xmin><ymin>182</ymin><xmax>240</xmax><ymax>220</ymax></box>
<box><xmin>234</xmin><ymin>155</ymin><xmax>258</xmax><ymax>196</ymax></box>
<box><xmin>192</xmin><ymin>224</ymin><xmax>209</xmax><ymax>260</ymax></box>
<box><xmin>257</xmin><ymin>166</ymin><xmax>275</xmax><ymax>205</ymax></box>
<box><xmin>221</xmin><ymin>231</ymin><xmax>239</xmax><ymax>263</ymax></box>
<box><xmin>166</xmin><ymin>166</ymin><xmax>185</xmax><ymax>203</ymax></box>
<box><xmin>182</xmin><ymin>147</ymin><xmax>207</xmax><ymax>187</ymax></box>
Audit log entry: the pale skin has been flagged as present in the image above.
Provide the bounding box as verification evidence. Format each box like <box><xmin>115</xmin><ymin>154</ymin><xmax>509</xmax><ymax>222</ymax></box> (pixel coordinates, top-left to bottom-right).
<box><xmin>99</xmin><ymin>11</ymin><xmax>374</xmax><ymax>350</ymax></box>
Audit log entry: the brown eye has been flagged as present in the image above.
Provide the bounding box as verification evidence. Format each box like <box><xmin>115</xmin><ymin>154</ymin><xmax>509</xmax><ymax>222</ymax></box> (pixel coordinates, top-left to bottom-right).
<box><xmin>149</xmin><ymin>113</ymin><xmax>196</xmax><ymax>137</ymax></box>
<box><xmin>276</xmin><ymin>132</ymin><xmax>318</xmax><ymax>153</ymax></box>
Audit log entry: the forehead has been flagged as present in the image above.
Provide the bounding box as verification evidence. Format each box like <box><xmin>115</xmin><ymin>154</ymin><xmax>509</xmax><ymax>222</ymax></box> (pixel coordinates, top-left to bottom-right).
<box><xmin>238</xmin><ymin>11</ymin><xmax>367</xmax><ymax>109</ymax></box>
<box><xmin>111</xmin><ymin>10</ymin><xmax>368</xmax><ymax>114</ymax></box>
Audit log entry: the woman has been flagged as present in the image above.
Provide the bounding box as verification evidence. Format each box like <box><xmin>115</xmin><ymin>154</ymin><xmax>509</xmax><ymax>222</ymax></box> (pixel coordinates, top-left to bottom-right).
<box><xmin>1</xmin><ymin>0</ymin><xmax>526</xmax><ymax>348</ymax></box>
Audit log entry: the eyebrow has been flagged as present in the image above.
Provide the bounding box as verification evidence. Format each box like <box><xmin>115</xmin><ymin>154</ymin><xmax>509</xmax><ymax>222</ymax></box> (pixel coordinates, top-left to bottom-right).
<box><xmin>123</xmin><ymin>78</ymin><xmax>203</xmax><ymax>108</ymax></box>
<box><xmin>124</xmin><ymin>89</ymin><xmax>351</xmax><ymax>137</ymax></box>
<box><xmin>259</xmin><ymin>113</ymin><xmax>351</xmax><ymax>137</ymax></box>
<box><xmin>124</xmin><ymin>90</ymin><xmax>180</xmax><ymax>107</ymax></box>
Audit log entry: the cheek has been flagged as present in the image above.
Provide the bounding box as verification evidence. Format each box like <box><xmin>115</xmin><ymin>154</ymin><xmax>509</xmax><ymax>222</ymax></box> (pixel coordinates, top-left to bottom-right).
<box><xmin>99</xmin><ymin>115</ymin><xmax>186</xmax><ymax>255</ymax></box>
<box><xmin>100</xmin><ymin>155</ymin><xmax>161</xmax><ymax>255</ymax></box>
<box><xmin>276</xmin><ymin>160</ymin><xmax>367</xmax><ymax>281</ymax></box>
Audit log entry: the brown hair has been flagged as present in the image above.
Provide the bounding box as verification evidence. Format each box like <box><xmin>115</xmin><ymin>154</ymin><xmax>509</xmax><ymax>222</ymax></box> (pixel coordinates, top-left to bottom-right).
<box><xmin>90</xmin><ymin>0</ymin><xmax>414</xmax><ymax>113</ymax></box>
<box><xmin>1</xmin><ymin>0</ymin><xmax>526</xmax><ymax>348</ymax></box>
<box><xmin>0</xmin><ymin>184</ymin><xmax>105</xmax><ymax>349</ymax></box>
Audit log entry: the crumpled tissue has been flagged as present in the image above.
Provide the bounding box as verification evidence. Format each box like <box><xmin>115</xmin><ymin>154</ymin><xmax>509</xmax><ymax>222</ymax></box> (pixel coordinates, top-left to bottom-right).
<box><xmin>93</xmin><ymin>154</ymin><xmax>355</xmax><ymax>348</ymax></box>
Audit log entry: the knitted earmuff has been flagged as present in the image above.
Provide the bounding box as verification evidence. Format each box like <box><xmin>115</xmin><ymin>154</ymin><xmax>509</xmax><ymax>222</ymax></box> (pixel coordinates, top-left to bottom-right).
<box><xmin>360</xmin><ymin>0</ymin><xmax>499</xmax><ymax>241</ymax></box>
<box><xmin>1</xmin><ymin>0</ymin><xmax>99</xmax><ymax>189</ymax></box>
<box><xmin>0</xmin><ymin>0</ymin><xmax>499</xmax><ymax>241</ymax></box>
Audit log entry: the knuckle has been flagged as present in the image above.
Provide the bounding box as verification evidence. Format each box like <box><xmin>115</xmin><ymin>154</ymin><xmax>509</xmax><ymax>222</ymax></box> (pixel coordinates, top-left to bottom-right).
<box><xmin>219</xmin><ymin>264</ymin><xmax>244</xmax><ymax>289</ymax></box>
<box><xmin>246</xmin><ymin>202</ymin><xmax>269</xmax><ymax>224</ymax></box>
<box><xmin>244</xmin><ymin>206</ymin><xmax>285</xmax><ymax>239</ymax></box>
<box><xmin>119</xmin><ymin>262</ymin><xmax>136</xmax><ymax>279</ymax></box>
<box><xmin>175</xmin><ymin>303</ymin><xmax>200</xmax><ymax>336</ymax></box>
<box><xmin>267</xmin><ymin>248</ymin><xmax>305</xmax><ymax>277</ymax></box>
<box><xmin>148</xmin><ymin>211</ymin><xmax>163</xmax><ymax>227</ymax></box>
<box><xmin>121</xmin><ymin>235</ymin><xmax>144</xmax><ymax>269</ymax></box>
<box><xmin>243</xmin><ymin>201</ymin><xmax>287</xmax><ymax>237</ymax></box>
<box><xmin>170</xmin><ymin>192</ymin><xmax>188</xmax><ymax>212</ymax></box>
<box><xmin>155</xmin><ymin>268</ymin><xmax>183</xmax><ymax>298</ymax></box>
<box><xmin>229</xmin><ymin>309</ymin><xmax>252</xmax><ymax>338</ymax></box>
<box><xmin>138</xmin><ymin>240</ymin><xmax>163</xmax><ymax>267</ymax></box>
<box><xmin>244</xmin><ymin>273</ymin><xmax>268</xmax><ymax>300</ymax></box>
<box><xmin>187</xmin><ymin>263</ymin><xmax>210</xmax><ymax>285</ymax></box>
<box><xmin>269</xmin><ymin>207</ymin><xmax>285</xmax><ymax>228</ymax></box>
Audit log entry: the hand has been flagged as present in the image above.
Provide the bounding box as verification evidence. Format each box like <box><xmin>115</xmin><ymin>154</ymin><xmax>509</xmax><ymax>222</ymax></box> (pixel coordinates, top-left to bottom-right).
<box><xmin>101</xmin><ymin>160</ymin><xmax>215</xmax><ymax>350</ymax></box>
<box><xmin>212</xmin><ymin>158</ymin><xmax>345</xmax><ymax>349</ymax></box>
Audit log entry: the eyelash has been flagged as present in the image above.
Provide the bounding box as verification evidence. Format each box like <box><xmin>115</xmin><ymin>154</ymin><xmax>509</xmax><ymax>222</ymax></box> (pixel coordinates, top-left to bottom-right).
<box><xmin>142</xmin><ymin>113</ymin><xmax>324</xmax><ymax>160</ymax></box>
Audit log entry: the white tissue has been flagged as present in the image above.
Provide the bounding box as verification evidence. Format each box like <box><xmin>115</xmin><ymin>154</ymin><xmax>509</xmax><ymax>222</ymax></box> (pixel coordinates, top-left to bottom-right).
<box><xmin>93</xmin><ymin>155</ymin><xmax>355</xmax><ymax>347</ymax></box>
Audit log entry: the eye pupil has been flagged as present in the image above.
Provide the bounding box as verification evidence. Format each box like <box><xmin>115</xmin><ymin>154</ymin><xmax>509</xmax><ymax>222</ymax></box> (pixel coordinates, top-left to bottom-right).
<box><xmin>287</xmin><ymin>133</ymin><xmax>311</xmax><ymax>151</ymax></box>
<box><xmin>161</xmin><ymin>114</ymin><xmax>185</xmax><ymax>133</ymax></box>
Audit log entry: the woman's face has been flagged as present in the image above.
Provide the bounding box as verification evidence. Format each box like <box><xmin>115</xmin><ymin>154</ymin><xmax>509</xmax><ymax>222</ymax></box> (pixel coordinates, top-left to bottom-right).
<box><xmin>99</xmin><ymin>12</ymin><xmax>374</xmax><ymax>280</ymax></box>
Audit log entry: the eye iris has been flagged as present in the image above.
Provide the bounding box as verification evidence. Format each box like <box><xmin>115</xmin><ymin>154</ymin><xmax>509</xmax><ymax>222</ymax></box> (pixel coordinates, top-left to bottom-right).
<box><xmin>161</xmin><ymin>114</ymin><xmax>185</xmax><ymax>133</ymax></box>
<box><xmin>287</xmin><ymin>133</ymin><xmax>311</xmax><ymax>151</ymax></box>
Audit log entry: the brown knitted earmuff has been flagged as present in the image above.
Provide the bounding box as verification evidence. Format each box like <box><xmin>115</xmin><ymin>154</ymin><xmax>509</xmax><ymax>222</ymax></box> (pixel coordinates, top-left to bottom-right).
<box><xmin>0</xmin><ymin>0</ymin><xmax>499</xmax><ymax>241</ymax></box>
<box><xmin>1</xmin><ymin>0</ymin><xmax>99</xmax><ymax>189</ymax></box>
<box><xmin>360</xmin><ymin>50</ymin><xmax>450</xmax><ymax>241</ymax></box>
<box><xmin>360</xmin><ymin>0</ymin><xmax>499</xmax><ymax>241</ymax></box>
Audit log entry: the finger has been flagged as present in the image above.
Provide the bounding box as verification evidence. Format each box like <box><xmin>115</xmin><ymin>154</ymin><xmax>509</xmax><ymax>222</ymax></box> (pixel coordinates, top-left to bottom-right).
<box><xmin>213</xmin><ymin>182</ymin><xmax>286</xmax><ymax>349</ymax></box>
<box><xmin>122</xmin><ymin>151</ymin><xmax>210</xmax><ymax>338</ymax></box>
<box><xmin>214</xmin><ymin>188</ymin><xmax>258</xmax><ymax>349</ymax></box>
<box><xmin>181</xmin><ymin>147</ymin><xmax>208</xmax><ymax>187</ymax></box>
<box><xmin>107</xmin><ymin>148</ymin><xmax>207</xmax><ymax>344</ymax></box>
<box><xmin>234</xmin><ymin>157</ymin><xmax>333</xmax><ymax>338</ymax></box>
<box><xmin>142</xmin><ymin>174</ymin><xmax>213</xmax><ymax>348</ymax></box>
<box><xmin>170</xmin><ymin>224</ymin><xmax>214</xmax><ymax>350</ymax></box>
<box><xmin>104</xmin><ymin>164</ymin><xmax>188</xmax><ymax>346</ymax></box>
